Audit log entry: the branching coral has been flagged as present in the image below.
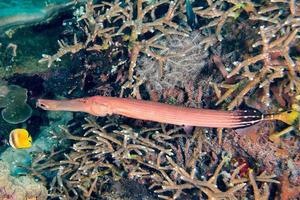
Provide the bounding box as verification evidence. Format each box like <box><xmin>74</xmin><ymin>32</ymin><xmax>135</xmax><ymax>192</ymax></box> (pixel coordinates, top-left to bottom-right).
<box><xmin>29</xmin><ymin>0</ymin><xmax>300</xmax><ymax>199</ymax></box>
<box><xmin>27</xmin><ymin>119</ymin><xmax>279</xmax><ymax>199</ymax></box>
<box><xmin>227</xmin><ymin>26</ymin><xmax>298</xmax><ymax>110</ymax></box>
<box><xmin>39</xmin><ymin>0</ymin><xmax>299</xmax><ymax>108</ymax></box>
<box><xmin>95</xmin><ymin>0</ymin><xmax>188</xmax><ymax>83</ymax></box>
<box><xmin>194</xmin><ymin>0</ymin><xmax>256</xmax><ymax>41</ymax></box>
<box><xmin>199</xmin><ymin>0</ymin><xmax>300</xmax><ymax>147</ymax></box>
<box><xmin>206</xmin><ymin>0</ymin><xmax>300</xmax><ymax>110</ymax></box>
<box><xmin>39</xmin><ymin>34</ymin><xmax>85</xmax><ymax>68</ymax></box>
<box><xmin>39</xmin><ymin>0</ymin><xmax>194</xmax><ymax>95</ymax></box>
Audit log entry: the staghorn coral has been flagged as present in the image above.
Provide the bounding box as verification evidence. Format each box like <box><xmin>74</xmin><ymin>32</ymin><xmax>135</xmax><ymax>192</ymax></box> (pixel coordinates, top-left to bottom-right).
<box><xmin>204</xmin><ymin>0</ymin><xmax>300</xmax><ymax>111</ymax></box>
<box><xmin>24</xmin><ymin>0</ymin><xmax>300</xmax><ymax>199</ymax></box>
<box><xmin>27</xmin><ymin>118</ymin><xmax>279</xmax><ymax>199</ymax></box>
<box><xmin>0</xmin><ymin>161</ymin><xmax>47</xmax><ymax>200</ymax></box>
<box><xmin>78</xmin><ymin>0</ymin><xmax>188</xmax><ymax>84</ymax></box>
<box><xmin>194</xmin><ymin>0</ymin><xmax>256</xmax><ymax>41</ymax></box>
<box><xmin>39</xmin><ymin>0</ymin><xmax>194</xmax><ymax>96</ymax></box>
<box><xmin>39</xmin><ymin>34</ymin><xmax>85</xmax><ymax>68</ymax></box>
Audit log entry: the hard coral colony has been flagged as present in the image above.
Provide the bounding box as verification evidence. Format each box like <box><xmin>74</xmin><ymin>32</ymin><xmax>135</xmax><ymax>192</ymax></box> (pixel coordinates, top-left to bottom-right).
<box><xmin>0</xmin><ymin>0</ymin><xmax>299</xmax><ymax>200</ymax></box>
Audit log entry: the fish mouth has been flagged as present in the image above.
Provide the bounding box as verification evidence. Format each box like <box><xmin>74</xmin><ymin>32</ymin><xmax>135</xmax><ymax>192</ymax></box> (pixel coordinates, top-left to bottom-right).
<box><xmin>36</xmin><ymin>99</ymin><xmax>52</xmax><ymax>110</ymax></box>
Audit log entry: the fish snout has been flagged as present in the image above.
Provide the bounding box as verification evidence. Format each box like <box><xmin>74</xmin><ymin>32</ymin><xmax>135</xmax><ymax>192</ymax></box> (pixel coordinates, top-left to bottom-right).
<box><xmin>36</xmin><ymin>99</ymin><xmax>53</xmax><ymax>110</ymax></box>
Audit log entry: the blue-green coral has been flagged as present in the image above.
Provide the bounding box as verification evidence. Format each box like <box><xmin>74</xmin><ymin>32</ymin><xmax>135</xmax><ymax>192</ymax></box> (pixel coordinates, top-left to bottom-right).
<box><xmin>0</xmin><ymin>83</ymin><xmax>32</xmax><ymax>124</ymax></box>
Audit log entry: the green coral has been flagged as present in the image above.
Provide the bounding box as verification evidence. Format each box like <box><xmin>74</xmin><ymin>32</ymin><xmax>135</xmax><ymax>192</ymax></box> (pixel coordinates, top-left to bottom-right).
<box><xmin>0</xmin><ymin>84</ymin><xmax>32</xmax><ymax>124</ymax></box>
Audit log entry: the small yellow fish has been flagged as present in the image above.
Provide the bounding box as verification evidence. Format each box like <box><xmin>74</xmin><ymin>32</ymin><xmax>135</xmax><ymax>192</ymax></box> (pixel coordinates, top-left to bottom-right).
<box><xmin>9</xmin><ymin>129</ymin><xmax>32</xmax><ymax>149</ymax></box>
<box><xmin>267</xmin><ymin>110</ymin><xmax>299</xmax><ymax>127</ymax></box>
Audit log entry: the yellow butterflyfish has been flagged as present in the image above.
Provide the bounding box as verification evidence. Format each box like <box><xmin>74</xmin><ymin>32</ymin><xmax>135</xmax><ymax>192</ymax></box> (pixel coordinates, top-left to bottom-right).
<box><xmin>9</xmin><ymin>128</ymin><xmax>32</xmax><ymax>149</ymax></box>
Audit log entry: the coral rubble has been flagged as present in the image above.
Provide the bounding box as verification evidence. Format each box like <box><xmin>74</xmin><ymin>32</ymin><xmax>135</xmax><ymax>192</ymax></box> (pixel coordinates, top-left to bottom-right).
<box><xmin>0</xmin><ymin>161</ymin><xmax>47</xmax><ymax>200</ymax></box>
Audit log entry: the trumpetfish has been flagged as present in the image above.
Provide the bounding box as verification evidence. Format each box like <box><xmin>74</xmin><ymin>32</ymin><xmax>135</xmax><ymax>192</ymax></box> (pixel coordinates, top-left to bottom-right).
<box><xmin>36</xmin><ymin>96</ymin><xmax>299</xmax><ymax>129</ymax></box>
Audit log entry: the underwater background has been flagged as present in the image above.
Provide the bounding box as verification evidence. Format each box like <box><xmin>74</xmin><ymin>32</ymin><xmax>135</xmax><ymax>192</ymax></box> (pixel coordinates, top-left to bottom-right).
<box><xmin>0</xmin><ymin>0</ymin><xmax>300</xmax><ymax>199</ymax></box>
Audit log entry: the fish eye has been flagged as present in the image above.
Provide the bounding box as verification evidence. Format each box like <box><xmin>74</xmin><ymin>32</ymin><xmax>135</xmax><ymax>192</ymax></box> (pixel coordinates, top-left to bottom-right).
<box><xmin>287</xmin><ymin>111</ymin><xmax>292</xmax><ymax>114</ymax></box>
<box><xmin>38</xmin><ymin>102</ymin><xmax>48</xmax><ymax>109</ymax></box>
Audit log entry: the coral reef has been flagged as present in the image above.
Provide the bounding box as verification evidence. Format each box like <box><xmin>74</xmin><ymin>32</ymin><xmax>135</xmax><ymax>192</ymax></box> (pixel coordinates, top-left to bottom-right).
<box><xmin>28</xmin><ymin>118</ymin><xmax>279</xmax><ymax>199</ymax></box>
<box><xmin>0</xmin><ymin>13</ymin><xmax>72</xmax><ymax>79</ymax></box>
<box><xmin>0</xmin><ymin>0</ymin><xmax>299</xmax><ymax>199</ymax></box>
<box><xmin>0</xmin><ymin>105</ymin><xmax>73</xmax><ymax>175</ymax></box>
<box><xmin>38</xmin><ymin>0</ymin><xmax>194</xmax><ymax>95</ymax></box>
<box><xmin>203</xmin><ymin>0</ymin><xmax>300</xmax><ymax>110</ymax></box>
<box><xmin>0</xmin><ymin>161</ymin><xmax>47</xmax><ymax>200</ymax></box>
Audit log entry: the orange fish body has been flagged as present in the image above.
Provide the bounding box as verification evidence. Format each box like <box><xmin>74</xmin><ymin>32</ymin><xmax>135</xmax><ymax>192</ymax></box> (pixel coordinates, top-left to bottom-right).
<box><xmin>37</xmin><ymin>96</ymin><xmax>263</xmax><ymax>128</ymax></box>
